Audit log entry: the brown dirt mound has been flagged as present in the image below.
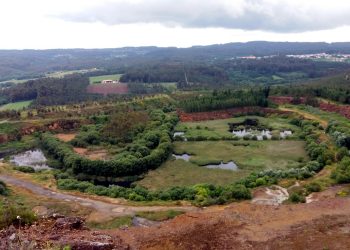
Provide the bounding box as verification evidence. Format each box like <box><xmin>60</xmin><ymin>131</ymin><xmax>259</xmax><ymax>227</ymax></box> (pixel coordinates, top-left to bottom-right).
<box><xmin>0</xmin><ymin>216</ymin><xmax>129</xmax><ymax>250</ymax></box>
<box><xmin>55</xmin><ymin>133</ymin><xmax>76</xmax><ymax>142</ymax></box>
<box><xmin>115</xmin><ymin>197</ymin><xmax>350</xmax><ymax>250</ymax></box>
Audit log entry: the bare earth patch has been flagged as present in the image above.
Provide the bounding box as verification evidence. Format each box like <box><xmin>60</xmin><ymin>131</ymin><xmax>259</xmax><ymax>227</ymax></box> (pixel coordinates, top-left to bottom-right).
<box><xmin>73</xmin><ymin>147</ymin><xmax>109</xmax><ymax>160</ymax></box>
<box><xmin>55</xmin><ymin>133</ymin><xmax>76</xmax><ymax>142</ymax></box>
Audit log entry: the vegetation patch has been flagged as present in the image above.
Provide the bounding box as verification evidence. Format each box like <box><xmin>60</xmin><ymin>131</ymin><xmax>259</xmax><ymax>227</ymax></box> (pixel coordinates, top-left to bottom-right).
<box><xmin>0</xmin><ymin>100</ymin><xmax>32</xmax><ymax>111</ymax></box>
<box><xmin>87</xmin><ymin>216</ymin><xmax>133</xmax><ymax>229</ymax></box>
<box><xmin>135</xmin><ymin>210</ymin><xmax>184</xmax><ymax>221</ymax></box>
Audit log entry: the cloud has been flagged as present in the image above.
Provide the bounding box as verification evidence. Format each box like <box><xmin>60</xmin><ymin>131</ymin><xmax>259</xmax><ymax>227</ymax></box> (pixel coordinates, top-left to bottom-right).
<box><xmin>59</xmin><ymin>0</ymin><xmax>350</xmax><ymax>33</ymax></box>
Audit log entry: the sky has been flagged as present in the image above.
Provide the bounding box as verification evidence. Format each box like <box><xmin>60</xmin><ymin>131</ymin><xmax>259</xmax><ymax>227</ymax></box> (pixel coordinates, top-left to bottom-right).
<box><xmin>1</xmin><ymin>0</ymin><xmax>350</xmax><ymax>49</ymax></box>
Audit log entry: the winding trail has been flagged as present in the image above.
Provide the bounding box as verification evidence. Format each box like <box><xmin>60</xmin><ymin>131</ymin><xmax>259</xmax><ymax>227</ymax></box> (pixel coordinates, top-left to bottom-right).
<box><xmin>0</xmin><ymin>174</ymin><xmax>196</xmax><ymax>218</ymax></box>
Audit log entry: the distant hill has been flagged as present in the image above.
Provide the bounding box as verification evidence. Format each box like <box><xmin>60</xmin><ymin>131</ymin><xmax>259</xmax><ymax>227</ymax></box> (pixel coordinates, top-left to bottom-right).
<box><xmin>1</xmin><ymin>41</ymin><xmax>350</xmax><ymax>81</ymax></box>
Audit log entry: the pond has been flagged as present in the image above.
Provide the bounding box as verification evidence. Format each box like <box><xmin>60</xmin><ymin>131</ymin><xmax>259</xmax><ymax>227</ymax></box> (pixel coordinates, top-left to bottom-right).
<box><xmin>203</xmin><ymin>161</ymin><xmax>239</xmax><ymax>171</ymax></box>
<box><xmin>173</xmin><ymin>132</ymin><xmax>187</xmax><ymax>141</ymax></box>
<box><xmin>10</xmin><ymin>149</ymin><xmax>51</xmax><ymax>171</ymax></box>
<box><xmin>173</xmin><ymin>153</ymin><xmax>191</xmax><ymax>161</ymax></box>
<box><xmin>280</xmin><ymin>130</ymin><xmax>293</xmax><ymax>139</ymax></box>
<box><xmin>232</xmin><ymin>129</ymin><xmax>293</xmax><ymax>140</ymax></box>
<box><xmin>232</xmin><ymin>129</ymin><xmax>272</xmax><ymax>140</ymax></box>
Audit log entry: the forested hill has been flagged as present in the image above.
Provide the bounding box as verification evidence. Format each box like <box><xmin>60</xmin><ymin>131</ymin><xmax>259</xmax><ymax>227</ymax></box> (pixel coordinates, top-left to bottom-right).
<box><xmin>2</xmin><ymin>42</ymin><xmax>350</xmax><ymax>81</ymax></box>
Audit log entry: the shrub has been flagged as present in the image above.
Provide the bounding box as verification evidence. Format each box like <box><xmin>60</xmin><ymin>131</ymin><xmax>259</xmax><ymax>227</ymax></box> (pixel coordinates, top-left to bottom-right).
<box><xmin>305</xmin><ymin>182</ymin><xmax>321</xmax><ymax>193</ymax></box>
<box><xmin>243</xmin><ymin>135</ymin><xmax>251</xmax><ymax>140</ymax></box>
<box><xmin>289</xmin><ymin>192</ymin><xmax>306</xmax><ymax>203</ymax></box>
<box><xmin>13</xmin><ymin>166</ymin><xmax>35</xmax><ymax>173</ymax></box>
<box><xmin>0</xmin><ymin>180</ymin><xmax>8</xmax><ymax>196</ymax></box>
<box><xmin>0</xmin><ymin>204</ymin><xmax>37</xmax><ymax>229</ymax></box>
<box><xmin>255</xmin><ymin>177</ymin><xmax>267</xmax><ymax>186</ymax></box>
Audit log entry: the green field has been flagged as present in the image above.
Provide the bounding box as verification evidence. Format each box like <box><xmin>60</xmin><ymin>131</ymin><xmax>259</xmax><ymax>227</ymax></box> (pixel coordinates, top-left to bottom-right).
<box><xmin>89</xmin><ymin>74</ymin><xmax>123</xmax><ymax>84</ymax></box>
<box><xmin>0</xmin><ymin>100</ymin><xmax>32</xmax><ymax>111</ymax></box>
<box><xmin>0</xmin><ymin>69</ymin><xmax>98</xmax><ymax>85</ymax></box>
<box><xmin>137</xmin><ymin>140</ymin><xmax>308</xmax><ymax>189</ymax></box>
<box><xmin>45</xmin><ymin>69</ymin><xmax>98</xmax><ymax>78</ymax></box>
<box><xmin>175</xmin><ymin>116</ymin><xmax>301</xmax><ymax>139</ymax></box>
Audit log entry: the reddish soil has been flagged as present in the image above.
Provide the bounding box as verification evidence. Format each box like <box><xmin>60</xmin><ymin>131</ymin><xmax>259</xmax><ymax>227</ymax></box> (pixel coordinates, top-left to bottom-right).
<box><xmin>270</xmin><ymin>95</ymin><xmax>350</xmax><ymax>120</ymax></box>
<box><xmin>319</xmin><ymin>102</ymin><xmax>350</xmax><ymax>119</ymax></box>
<box><xmin>3</xmin><ymin>195</ymin><xmax>350</xmax><ymax>249</ymax></box>
<box><xmin>87</xmin><ymin>83</ymin><xmax>128</xmax><ymax>96</ymax></box>
<box><xmin>178</xmin><ymin>107</ymin><xmax>291</xmax><ymax>122</ymax></box>
<box><xmin>116</xmin><ymin>197</ymin><xmax>350</xmax><ymax>250</ymax></box>
<box><xmin>269</xmin><ymin>96</ymin><xmax>306</xmax><ymax>105</ymax></box>
<box><xmin>54</xmin><ymin>133</ymin><xmax>76</xmax><ymax>142</ymax></box>
<box><xmin>0</xmin><ymin>216</ymin><xmax>129</xmax><ymax>250</ymax></box>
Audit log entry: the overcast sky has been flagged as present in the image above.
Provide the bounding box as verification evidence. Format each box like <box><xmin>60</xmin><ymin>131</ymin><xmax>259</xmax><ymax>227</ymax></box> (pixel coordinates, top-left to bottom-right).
<box><xmin>1</xmin><ymin>0</ymin><xmax>350</xmax><ymax>49</ymax></box>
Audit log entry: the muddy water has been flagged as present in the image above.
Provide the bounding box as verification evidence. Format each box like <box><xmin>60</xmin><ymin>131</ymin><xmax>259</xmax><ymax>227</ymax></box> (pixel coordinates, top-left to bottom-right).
<box><xmin>232</xmin><ymin>129</ymin><xmax>293</xmax><ymax>140</ymax></box>
<box><xmin>204</xmin><ymin>161</ymin><xmax>239</xmax><ymax>171</ymax></box>
<box><xmin>173</xmin><ymin>154</ymin><xmax>191</xmax><ymax>161</ymax></box>
<box><xmin>10</xmin><ymin>149</ymin><xmax>51</xmax><ymax>171</ymax></box>
<box><xmin>232</xmin><ymin>129</ymin><xmax>272</xmax><ymax>140</ymax></box>
<box><xmin>252</xmin><ymin>185</ymin><xmax>289</xmax><ymax>205</ymax></box>
<box><xmin>173</xmin><ymin>132</ymin><xmax>187</xmax><ymax>141</ymax></box>
<box><xmin>280</xmin><ymin>130</ymin><xmax>293</xmax><ymax>139</ymax></box>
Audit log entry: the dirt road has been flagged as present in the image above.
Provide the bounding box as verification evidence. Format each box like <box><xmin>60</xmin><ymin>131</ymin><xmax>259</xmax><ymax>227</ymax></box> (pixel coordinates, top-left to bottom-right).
<box><xmin>279</xmin><ymin>107</ymin><xmax>328</xmax><ymax>128</ymax></box>
<box><xmin>0</xmin><ymin>174</ymin><xmax>196</xmax><ymax>219</ymax></box>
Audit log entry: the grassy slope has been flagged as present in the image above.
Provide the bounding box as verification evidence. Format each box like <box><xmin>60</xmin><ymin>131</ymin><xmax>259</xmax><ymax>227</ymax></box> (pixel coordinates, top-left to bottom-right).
<box><xmin>0</xmin><ymin>100</ymin><xmax>32</xmax><ymax>111</ymax></box>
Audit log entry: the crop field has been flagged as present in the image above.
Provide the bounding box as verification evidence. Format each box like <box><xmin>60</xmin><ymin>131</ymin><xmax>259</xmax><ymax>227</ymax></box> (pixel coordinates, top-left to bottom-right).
<box><xmin>89</xmin><ymin>74</ymin><xmax>123</xmax><ymax>84</ymax></box>
<box><xmin>0</xmin><ymin>100</ymin><xmax>32</xmax><ymax>111</ymax></box>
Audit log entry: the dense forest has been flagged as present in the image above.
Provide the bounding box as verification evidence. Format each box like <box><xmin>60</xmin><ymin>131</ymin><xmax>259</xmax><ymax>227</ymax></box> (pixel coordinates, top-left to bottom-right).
<box><xmin>0</xmin><ymin>75</ymin><xmax>99</xmax><ymax>106</ymax></box>
<box><xmin>121</xmin><ymin>56</ymin><xmax>348</xmax><ymax>87</ymax></box>
<box><xmin>180</xmin><ymin>88</ymin><xmax>269</xmax><ymax>112</ymax></box>
<box><xmin>271</xmin><ymin>74</ymin><xmax>350</xmax><ymax>104</ymax></box>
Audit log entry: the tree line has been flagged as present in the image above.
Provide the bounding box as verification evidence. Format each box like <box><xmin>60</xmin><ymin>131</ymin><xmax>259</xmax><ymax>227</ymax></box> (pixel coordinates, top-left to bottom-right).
<box><xmin>180</xmin><ymin>88</ymin><xmax>269</xmax><ymax>113</ymax></box>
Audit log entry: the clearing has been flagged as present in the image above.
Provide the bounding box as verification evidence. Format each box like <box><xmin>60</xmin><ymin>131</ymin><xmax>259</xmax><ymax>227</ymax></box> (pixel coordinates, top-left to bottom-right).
<box><xmin>54</xmin><ymin>133</ymin><xmax>77</xmax><ymax>142</ymax></box>
<box><xmin>0</xmin><ymin>100</ymin><xmax>32</xmax><ymax>111</ymax></box>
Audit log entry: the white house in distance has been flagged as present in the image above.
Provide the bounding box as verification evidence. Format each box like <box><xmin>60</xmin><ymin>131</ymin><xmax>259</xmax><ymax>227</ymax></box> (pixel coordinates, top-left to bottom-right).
<box><xmin>101</xmin><ymin>79</ymin><xmax>119</xmax><ymax>84</ymax></box>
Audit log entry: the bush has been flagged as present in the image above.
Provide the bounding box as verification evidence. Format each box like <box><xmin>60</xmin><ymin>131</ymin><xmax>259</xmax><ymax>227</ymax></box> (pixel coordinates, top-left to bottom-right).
<box><xmin>13</xmin><ymin>166</ymin><xmax>35</xmax><ymax>173</ymax></box>
<box><xmin>332</xmin><ymin>157</ymin><xmax>350</xmax><ymax>183</ymax></box>
<box><xmin>289</xmin><ymin>192</ymin><xmax>306</xmax><ymax>203</ymax></box>
<box><xmin>0</xmin><ymin>180</ymin><xmax>8</xmax><ymax>196</ymax></box>
<box><xmin>305</xmin><ymin>182</ymin><xmax>322</xmax><ymax>193</ymax></box>
<box><xmin>0</xmin><ymin>204</ymin><xmax>37</xmax><ymax>229</ymax></box>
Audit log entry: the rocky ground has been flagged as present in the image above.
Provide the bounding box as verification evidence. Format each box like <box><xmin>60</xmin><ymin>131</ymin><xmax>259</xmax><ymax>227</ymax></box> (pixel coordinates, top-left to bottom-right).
<box><xmin>2</xmin><ymin>193</ymin><xmax>350</xmax><ymax>249</ymax></box>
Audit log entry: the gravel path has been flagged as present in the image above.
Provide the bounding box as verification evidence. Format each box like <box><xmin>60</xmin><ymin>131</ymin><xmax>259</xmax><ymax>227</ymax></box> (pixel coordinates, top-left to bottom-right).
<box><xmin>0</xmin><ymin>174</ymin><xmax>196</xmax><ymax>216</ymax></box>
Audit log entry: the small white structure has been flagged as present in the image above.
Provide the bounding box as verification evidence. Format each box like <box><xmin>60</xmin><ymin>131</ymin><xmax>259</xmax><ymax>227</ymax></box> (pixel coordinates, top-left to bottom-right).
<box><xmin>101</xmin><ymin>80</ymin><xmax>119</xmax><ymax>84</ymax></box>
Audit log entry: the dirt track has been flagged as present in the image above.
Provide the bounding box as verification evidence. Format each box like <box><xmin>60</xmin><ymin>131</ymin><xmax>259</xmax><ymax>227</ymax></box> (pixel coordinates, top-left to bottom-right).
<box><xmin>2</xmin><ymin>173</ymin><xmax>350</xmax><ymax>249</ymax></box>
<box><xmin>0</xmin><ymin>174</ymin><xmax>196</xmax><ymax>221</ymax></box>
